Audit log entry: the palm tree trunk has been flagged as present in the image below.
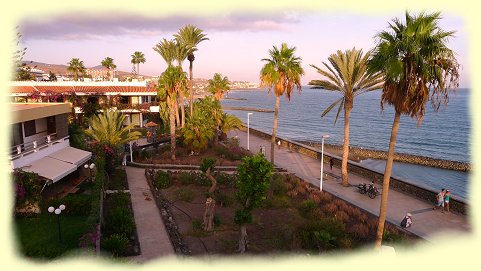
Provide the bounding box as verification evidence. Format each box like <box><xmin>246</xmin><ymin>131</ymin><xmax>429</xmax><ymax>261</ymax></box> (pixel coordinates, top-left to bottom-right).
<box><xmin>270</xmin><ymin>95</ymin><xmax>281</xmax><ymax>164</ymax></box>
<box><xmin>174</xmin><ymin>99</ymin><xmax>180</xmax><ymax>128</ymax></box>
<box><xmin>137</xmin><ymin>63</ymin><xmax>140</xmax><ymax>77</ymax></box>
<box><xmin>238</xmin><ymin>225</ymin><xmax>248</xmax><ymax>253</ymax></box>
<box><xmin>375</xmin><ymin>110</ymin><xmax>401</xmax><ymax>249</ymax></box>
<box><xmin>189</xmin><ymin>60</ymin><xmax>194</xmax><ymax>116</ymax></box>
<box><xmin>341</xmin><ymin>107</ymin><xmax>351</xmax><ymax>187</ymax></box>
<box><xmin>169</xmin><ymin>101</ymin><xmax>176</xmax><ymax>161</ymax></box>
<box><xmin>179</xmin><ymin>91</ymin><xmax>185</xmax><ymax>128</ymax></box>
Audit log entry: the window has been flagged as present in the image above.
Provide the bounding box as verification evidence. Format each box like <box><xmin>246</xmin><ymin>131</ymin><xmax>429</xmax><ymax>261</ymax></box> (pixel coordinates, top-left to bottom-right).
<box><xmin>24</xmin><ymin>120</ymin><xmax>36</xmax><ymax>137</ymax></box>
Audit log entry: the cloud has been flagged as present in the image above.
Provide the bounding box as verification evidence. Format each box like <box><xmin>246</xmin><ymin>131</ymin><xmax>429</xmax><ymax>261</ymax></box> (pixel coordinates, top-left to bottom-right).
<box><xmin>20</xmin><ymin>12</ymin><xmax>301</xmax><ymax>41</ymax></box>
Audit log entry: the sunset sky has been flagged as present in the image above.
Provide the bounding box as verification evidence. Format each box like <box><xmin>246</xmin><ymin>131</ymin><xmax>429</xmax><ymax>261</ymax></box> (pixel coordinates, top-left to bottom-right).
<box><xmin>19</xmin><ymin>9</ymin><xmax>470</xmax><ymax>87</ymax></box>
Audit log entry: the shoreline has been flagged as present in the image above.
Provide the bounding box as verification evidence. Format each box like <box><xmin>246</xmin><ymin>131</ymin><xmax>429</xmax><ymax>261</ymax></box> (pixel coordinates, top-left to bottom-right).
<box><xmin>299</xmin><ymin>141</ymin><xmax>470</xmax><ymax>172</ymax></box>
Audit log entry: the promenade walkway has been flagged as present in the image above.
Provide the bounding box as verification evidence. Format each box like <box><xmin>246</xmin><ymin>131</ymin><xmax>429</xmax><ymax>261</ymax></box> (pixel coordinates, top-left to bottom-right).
<box><xmin>228</xmin><ymin>129</ymin><xmax>471</xmax><ymax>243</ymax></box>
<box><xmin>125</xmin><ymin>166</ymin><xmax>175</xmax><ymax>262</ymax></box>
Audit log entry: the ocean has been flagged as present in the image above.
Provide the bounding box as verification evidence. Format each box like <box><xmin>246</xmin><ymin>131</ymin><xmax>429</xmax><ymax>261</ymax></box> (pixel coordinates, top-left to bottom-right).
<box><xmin>222</xmin><ymin>88</ymin><xmax>470</xmax><ymax>200</ymax></box>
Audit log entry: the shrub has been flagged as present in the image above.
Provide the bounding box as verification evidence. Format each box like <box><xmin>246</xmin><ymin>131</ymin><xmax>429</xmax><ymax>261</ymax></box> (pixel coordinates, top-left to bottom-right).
<box><xmin>153</xmin><ymin>170</ymin><xmax>172</xmax><ymax>189</ymax></box>
<box><xmin>348</xmin><ymin>223</ymin><xmax>370</xmax><ymax>241</ymax></box>
<box><xmin>139</xmin><ymin>149</ymin><xmax>151</xmax><ymax>160</ymax></box>
<box><xmin>215</xmin><ymin>173</ymin><xmax>237</xmax><ymax>186</ymax></box>
<box><xmin>200</xmin><ymin>157</ymin><xmax>216</xmax><ymax>173</ymax></box>
<box><xmin>308</xmin><ymin>192</ymin><xmax>321</xmax><ymax>204</ymax></box>
<box><xmin>264</xmin><ymin>195</ymin><xmax>290</xmax><ymax>209</ymax></box>
<box><xmin>109</xmin><ymin>192</ymin><xmax>130</xmax><ymax>207</ymax></box>
<box><xmin>334</xmin><ymin>210</ymin><xmax>349</xmax><ymax>223</ymax></box>
<box><xmin>298</xmin><ymin>199</ymin><xmax>317</xmax><ymax>215</ymax></box>
<box><xmin>296</xmin><ymin>219</ymin><xmax>345</xmax><ymax>251</ymax></box>
<box><xmin>270</xmin><ymin>174</ymin><xmax>288</xmax><ymax>196</ymax></box>
<box><xmin>192</xmin><ymin>219</ymin><xmax>203</xmax><ymax>230</ymax></box>
<box><xmin>101</xmin><ymin>233</ymin><xmax>129</xmax><ymax>256</ymax></box>
<box><xmin>318</xmin><ymin>192</ymin><xmax>333</xmax><ymax>204</ymax></box>
<box><xmin>383</xmin><ymin>229</ymin><xmax>409</xmax><ymax>245</ymax></box>
<box><xmin>46</xmin><ymin>194</ymin><xmax>91</xmax><ymax>216</ymax></box>
<box><xmin>322</xmin><ymin>202</ymin><xmax>338</xmax><ymax>215</ymax></box>
<box><xmin>214</xmin><ymin>190</ymin><xmax>234</xmax><ymax>207</ymax></box>
<box><xmin>174</xmin><ymin>187</ymin><xmax>194</xmax><ymax>202</ymax></box>
<box><xmin>104</xmin><ymin>208</ymin><xmax>135</xmax><ymax>236</ymax></box>
<box><xmin>178</xmin><ymin>171</ymin><xmax>196</xmax><ymax>185</ymax></box>
<box><xmin>213</xmin><ymin>215</ymin><xmax>221</xmax><ymax>227</ymax></box>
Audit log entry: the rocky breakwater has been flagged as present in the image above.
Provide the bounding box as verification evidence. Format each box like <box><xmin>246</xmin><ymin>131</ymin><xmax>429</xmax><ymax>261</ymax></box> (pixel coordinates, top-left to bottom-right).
<box><xmin>303</xmin><ymin>142</ymin><xmax>471</xmax><ymax>172</ymax></box>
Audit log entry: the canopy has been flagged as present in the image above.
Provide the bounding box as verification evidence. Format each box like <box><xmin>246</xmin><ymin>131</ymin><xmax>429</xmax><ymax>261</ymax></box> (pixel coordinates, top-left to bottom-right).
<box><xmin>145</xmin><ymin>121</ymin><xmax>158</xmax><ymax>127</ymax></box>
<box><xmin>21</xmin><ymin>156</ymin><xmax>77</xmax><ymax>183</ymax></box>
<box><xmin>48</xmin><ymin>146</ymin><xmax>92</xmax><ymax>166</ymax></box>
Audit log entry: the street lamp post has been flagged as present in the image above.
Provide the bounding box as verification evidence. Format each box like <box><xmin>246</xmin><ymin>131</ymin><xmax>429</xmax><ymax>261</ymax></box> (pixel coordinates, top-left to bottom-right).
<box><xmin>48</xmin><ymin>204</ymin><xmax>66</xmax><ymax>245</ymax></box>
<box><xmin>128</xmin><ymin>115</ymin><xmax>133</xmax><ymax>162</ymax></box>
<box><xmin>320</xmin><ymin>134</ymin><xmax>330</xmax><ymax>191</ymax></box>
<box><xmin>84</xmin><ymin>163</ymin><xmax>95</xmax><ymax>181</ymax></box>
<box><xmin>247</xmin><ymin>112</ymin><xmax>253</xmax><ymax>150</ymax></box>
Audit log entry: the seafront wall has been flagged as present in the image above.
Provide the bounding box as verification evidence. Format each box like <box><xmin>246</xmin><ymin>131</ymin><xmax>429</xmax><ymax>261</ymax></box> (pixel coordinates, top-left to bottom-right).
<box><xmin>248</xmin><ymin>128</ymin><xmax>468</xmax><ymax>215</ymax></box>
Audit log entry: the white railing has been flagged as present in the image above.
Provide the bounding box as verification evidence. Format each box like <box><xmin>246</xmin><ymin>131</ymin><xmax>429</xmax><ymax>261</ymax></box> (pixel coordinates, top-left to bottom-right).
<box><xmin>10</xmin><ymin>81</ymin><xmax>149</xmax><ymax>87</ymax></box>
<box><xmin>10</xmin><ymin>133</ymin><xmax>67</xmax><ymax>160</ymax></box>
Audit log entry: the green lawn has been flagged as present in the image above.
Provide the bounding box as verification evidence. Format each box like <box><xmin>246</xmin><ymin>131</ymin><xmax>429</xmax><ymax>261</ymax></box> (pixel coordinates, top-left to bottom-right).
<box><xmin>15</xmin><ymin>214</ymin><xmax>90</xmax><ymax>259</ymax></box>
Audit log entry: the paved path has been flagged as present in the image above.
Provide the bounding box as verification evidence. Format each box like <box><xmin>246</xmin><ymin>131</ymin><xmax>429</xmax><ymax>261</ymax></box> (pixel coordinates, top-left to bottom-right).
<box><xmin>229</xmin><ymin>130</ymin><xmax>470</xmax><ymax>243</ymax></box>
<box><xmin>125</xmin><ymin>166</ymin><xmax>175</xmax><ymax>262</ymax></box>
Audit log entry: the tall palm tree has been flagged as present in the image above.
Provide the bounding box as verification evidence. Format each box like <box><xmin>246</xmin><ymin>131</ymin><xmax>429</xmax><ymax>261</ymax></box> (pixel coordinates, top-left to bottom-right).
<box><xmin>84</xmin><ymin>110</ymin><xmax>141</xmax><ymax>147</ymax></box>
<box><xmin>260</xmin><ymin>43</ymin><xmax>304</xmax><ymax>164</ymax></box>
<box><xmin>153</xmin><ymin>38</ymin><xmax>175</xmax><ymax>66</ymax></box>
<box><xmin>157</xmin><ymin>65</ymin><xmax>188</xmax><ymax>160</ymax></box>
<box><xmin>130</xmin><ymin>51</ymin><xmax>146</xmax><ymax>77</ymax></box>
<box><xmin>207</xmin><ymin>73</ymin><xmax>230</xmax><ymax>100</ymax></box>
<box><xmin>367</xmin><ymin>11</ymin><xmax>459</xmax><ymax>249</ymax></box>
<box><xmin>309</xmin><ymin>48</ymin><xmax>383</xmax><ymax>187</ymax></box>
<box><xmin>174</xmin><ymin>25</ymin><xmax>209</xmax><ymax>116</ymax></box>
<box><xmin>172</xmin><ymin>41</ymin><xmax>190</xmax><ymax>127</ymax></box>
<box><xmin>101</xmin><ymin>57</ymin><xmax>117</xmax><ymax>81</ymax></box>
<box><xmin>67</xmin><ymin>58</ymin><xmax>86</xmax><ymax>81</ymax></box>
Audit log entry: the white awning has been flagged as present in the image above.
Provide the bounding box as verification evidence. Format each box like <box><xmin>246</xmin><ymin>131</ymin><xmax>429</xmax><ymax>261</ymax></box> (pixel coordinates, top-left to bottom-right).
<box><xmin>21</xmin><ymin>156</ymin><xmax>77</xmax><ymax>183</ymax></box>
<box><xmin>48</xmin><ymin>146</ymin><xmax>92</xmax><ymax>166</ymax></box>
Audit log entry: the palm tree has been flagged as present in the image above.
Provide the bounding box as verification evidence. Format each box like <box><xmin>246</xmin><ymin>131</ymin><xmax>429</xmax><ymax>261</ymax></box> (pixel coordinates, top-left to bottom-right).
<box><xmin>174</xmin><ymin>25</ymin><xmax>209</xmax><ymax>116</ymax></box>
<box><xmin>367</xmin><ymin>11</ymin><xmax>459</xmax><ymax>249</ymax></box>
<box><xmin>153</xmin><ymin>38</ymin><xmax>175</xmax><ymax>66</ymax></box>
<box><xmin>84</xmin><ymin>110</ymin><xmax>141</xmax><ymax>147</ymax></box>
<box><xmin>260</xmin><ymin>43</ymin><xmax>304</xmax><ymax>164</ymax></box>
<box><xmin>309</xmin><ymin>48</ymin><xmax>383</xmax><ymax>187</ymax></box>
<box><xmin>208</xmin><ymin>73</ymin><xmax>230</xmax><ymax>100</ymax></box>
<box><xmin>157</xmin><ymin>65</ymin><xmax>188</xmax><ymax>160</ymax></box>
<box><xmin>67</xmin><ymin>58</ymin><xmax>86</xmax><ymax>81</ymax></box>
<box><xmin>130</xmin><ymin>51</ymin><xmax>146</xmax><ymax>77</ymax></box>
<box><xmin>101</xmin><ymin>57</ymin><xmax>117</xmax><ymax>81</ymax></box>
<box><xmin>172</xmin><ymin>41</ymin><xmax>190</xmax><ymax>128</ymax></box>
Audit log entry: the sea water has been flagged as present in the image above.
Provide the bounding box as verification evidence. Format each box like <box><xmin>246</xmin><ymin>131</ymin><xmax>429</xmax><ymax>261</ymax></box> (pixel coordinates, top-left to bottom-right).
<box><xmin>222</xmin><ymin>88</ymin><xmax>470</xmax><ymax>200</ymax></box>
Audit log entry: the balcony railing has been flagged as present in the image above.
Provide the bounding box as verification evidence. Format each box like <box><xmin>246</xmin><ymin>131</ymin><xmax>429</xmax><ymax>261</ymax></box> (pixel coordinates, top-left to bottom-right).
<box><xmin>10</xmin><ymin>133</ymin><xmax>69</xmax><ymax>160</ymax></box>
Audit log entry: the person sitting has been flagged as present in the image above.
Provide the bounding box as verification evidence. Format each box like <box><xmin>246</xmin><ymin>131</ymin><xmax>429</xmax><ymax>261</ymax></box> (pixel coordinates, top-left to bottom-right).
<box><xmin>400</xmin><ymin>213</ymin><xmax>413</xmax><ymax>228</ymax></box>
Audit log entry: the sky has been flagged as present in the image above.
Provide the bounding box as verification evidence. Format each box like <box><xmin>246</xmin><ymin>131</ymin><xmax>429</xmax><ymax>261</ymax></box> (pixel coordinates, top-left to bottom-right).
<box><xmin>19</xmin><ymin>10</ymin><xmax>470</xmax><ymax>87</ymax></box>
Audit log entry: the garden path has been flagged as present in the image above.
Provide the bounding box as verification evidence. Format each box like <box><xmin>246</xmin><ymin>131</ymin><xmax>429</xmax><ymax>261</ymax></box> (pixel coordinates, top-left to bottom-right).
<box><xmin>125</xmin><ymin>166</ymin><xmax>175</xmax><ymax>263</ymax></box>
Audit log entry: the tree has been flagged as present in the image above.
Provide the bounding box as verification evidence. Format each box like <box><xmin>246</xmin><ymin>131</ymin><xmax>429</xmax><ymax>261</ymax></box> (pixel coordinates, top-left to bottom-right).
<box><xmin>172</xmin><ymin>41</ymin><xmax>190</xmax><ymax>128</ymax></box>
<box><xmin>367</xmin><ymin>11</ymin><xmax>459</xmax><ymax>249</ymax></box>
<box><xmin>130</xmin><ymin>51</ymin><xmax>146</xmax><ymax>77</ymax></box>
<box><xmin>234</xmin><ymin>153</ymin><xmax>273</xmax><ymax>253</ymax></box>
<box><xmin>260</xmin><ymin>43</ymin><xmax>304</xmax><ymax>163</ymax></box>
<box><xmin>84</xmin><ymin>110</ymin><xmax>141</xmax><ymax>148</ymax></box>
<box><xmin>101</xmin><ymin>57</ymin><xmax>117</xmax><ymax>81</ymax></box>
<box><xmin>309</xmin><ymin>48</ymin><xmax>383</xmax><ymax>187</ymax></box>
<box><xmin>67</xmin><ymin>58</ymin><xmax>86</xmax><ymax>81</ymax></box>
<box><xmin>174</xmin><ymin>25</ymin><xmax>209</xmax><ymax>116</ymax></box>
<box><xmin>48</xmin><ymin>71</ymin><xmax>57</xmax><ymax>81</ymax></box>
<box><xmin>200</xmin><ymin>157</ymin><xmax>217</xmax><ymax>231</ymax></box>
<box><xmin>220</xmin><ymin>114</ymin><xmax>243</xmax><ymax>140</ymax></box>
<box><xmin>207</xmin><ymin>73</ymin><xmax>230</xmax><ymax>100</ymax></box>
<box><xmin>157</xmin><ymin>65</ymin><xmax>188</xmax><ymax>160</ymax></box>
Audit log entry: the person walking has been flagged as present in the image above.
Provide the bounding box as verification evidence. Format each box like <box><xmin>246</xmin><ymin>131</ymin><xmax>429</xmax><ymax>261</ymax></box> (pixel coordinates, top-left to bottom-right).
<box><xmin>400</xmin><ymin>213</ymin><xmax>413</xmax><ymax>228</ymax></box>
<box><xmin>329</xmin><ymin>158</ymin><xmax>334</xmax><ymax>171</ymax></box>
<box><xmin>433</xmin><ymin>189</ymin><xmax>446</xmax><ymax>211</ymax></box>
<box><xmin>277</xmin><ymin>139</ymin><xmax>281</xmax><ymax>149</ymax></box>
<box><xmin>444</xmin><ymin>190</ymin><xmax>451</xmax><ymax>213</ymax></box>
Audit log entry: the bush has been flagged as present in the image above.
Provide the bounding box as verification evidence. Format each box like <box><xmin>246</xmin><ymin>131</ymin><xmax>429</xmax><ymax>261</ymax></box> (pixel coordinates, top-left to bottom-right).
<box><xmin>383</xmin><ymin>229</ymin><xmax>409</xmax><ymax>245</ymax></box>
<box><xmin>174</xmin><ymin>187</ymin><xmax>194</xmax><ymax>202</ymax></box>
<box><xmin>264</xmin><ymin>195</ymin><xmax>290</xmax><ymax>209</ymax></box>
<box><xmin>192</xmin><ymin>219</ymin><xmax>203</xmax><ymax>230</ymax></box>
<box><xmin>296</xmin><ymin>218</ymin><xmax>345</xmax><ymax>251</ymax></box>
<box><xmin>153</xmin><ymin>170</ymin><xmax>172</xmax><ymax>189</ymax></box>
<box><xmin>45</xmin><ymin>194</ymin><xmax>91</xmax><ymax>216</ymax></box>
<box><xmin>298</xmin><ymin>199</ymin><xmax>317</xmax><ymax>215</ymax></box>
<box><xmin>108</xmin><ymin>169</ymin><xmax>127</xmax><ymax>190</ymax></box>
<box><xmin>215</xmin><ymin>173</ymin><xmax>237</xmax><ymax>186</ymax></box>
<box><xmin>348</xmin><ymin>223</ymin><xmax>370</xmax><ymax>241</ymax></box>
<box><xmin>214</xmin><ymin>190</ymin><xmax>234</xmax><ymax>207</ymax></box>
<box><xmin>200</xmin><ymin>157</ymin><xmax>216</xmax><ymax>173</ymax></box>
<box><xmin>177</xmin><ymin>171</ymin><xmax>209</xmax><ymax>186</ymax></box>
<box><xmin>101</xmin><ymin>233</ymin><xmax>129</xmax><ymax>256</ymax></box>
<box><xmin>109</xmin><ymin>192</ymin><xmax>130</xmax><ymax>207</ymax></box>
<box><xmin>270</xmin><ymin>174</ymin><xmax>288</xmax><ymax>196</ymax></box>
<box><xmin>104</xmin><ymin>208</ymin><xmax>135</xmax><ymax>236</ymax></box>
<box><xmin>139</xmin><ymin>149</ymin><xmax>151</xmax><ymax>160</ymax></box>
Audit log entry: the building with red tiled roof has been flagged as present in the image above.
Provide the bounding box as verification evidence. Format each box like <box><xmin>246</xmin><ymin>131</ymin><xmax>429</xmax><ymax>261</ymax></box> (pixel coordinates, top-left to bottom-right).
<box><xmin>10</xmin><ymin>81</ymin><xmax>160</xmax><ymax>127</ymax></box>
